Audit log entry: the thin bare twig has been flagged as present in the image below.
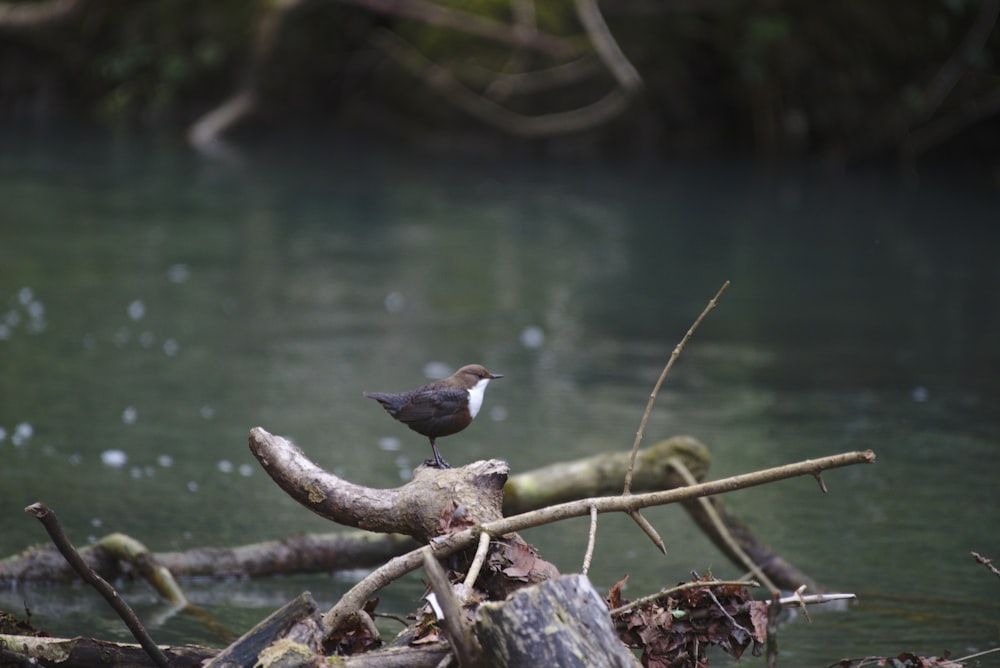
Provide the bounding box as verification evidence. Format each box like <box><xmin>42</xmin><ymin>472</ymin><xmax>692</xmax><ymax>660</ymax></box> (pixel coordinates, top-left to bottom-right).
<box><xmin>703</xmin><ymin>583</ymin><xmax>752</xmax><ymax>635</ymax></box>
<box><xmin>609</xmin><ymin>578</ymin><xmax>759</xmax><ymax>617</ymax></box>
<box><xmin>581</xmin><ymin>504</ymin><xmax>598</xmax><ymax>575</ymax></box>
<box><xmin>813</xmin><ymin>472</ymin><xmax>828</xmax><ymax>493</ymax></box>
<box><xmin>953</xmin><ymin>647</ymin><xmax>1000</xmax><ymax>663</ymax></box>
<box><xmin>624</xmin><ymin>280</ymin><xmax>730</xmax><ymax>494</ymax></box>
<box><xmin>778</xmin><ymin>592</ymin><xmax>854</xmax><ymax>605</ymax></box>
<box><xmin>791</xmin><ymin>584</ymin><xmax>812</xmax><ymax>622</ymax></box>
<box><xmin>971</xmin><ymin>551</ymin><xmax>1000</xmax><ymax>579</ymax></box>
<box><xmin>628</xmin><ymin>509</ymin><xmax>666</xmax><ymax>554</ymax></box>
<box><xmin>463</xmin><ymin>532</ymin><xmax>492</xmax><ymax>594</ymax></box>
<box><xmin>24</xmin><ymin>502</ymin><xmax>169</xmax><ymax>668</ymax></box>
<box><xmin>669</xmin><ymin>457</ymin><xmax>777</xmax><ymax>593</ymax></box>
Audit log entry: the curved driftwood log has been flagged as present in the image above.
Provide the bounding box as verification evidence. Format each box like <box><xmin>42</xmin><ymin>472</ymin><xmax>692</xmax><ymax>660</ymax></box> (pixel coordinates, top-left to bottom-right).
<box><xmin>248</xmin><ymin>426</ymin><xmax>509</xmax><ymax>542</ymax></box>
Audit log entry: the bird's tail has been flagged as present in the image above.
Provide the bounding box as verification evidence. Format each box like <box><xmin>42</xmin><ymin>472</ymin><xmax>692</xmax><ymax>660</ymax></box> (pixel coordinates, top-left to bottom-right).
<box><xmin>363</xmin><ymin>391</ymin><xmax>401</xmax><ymax>414</ymax></box>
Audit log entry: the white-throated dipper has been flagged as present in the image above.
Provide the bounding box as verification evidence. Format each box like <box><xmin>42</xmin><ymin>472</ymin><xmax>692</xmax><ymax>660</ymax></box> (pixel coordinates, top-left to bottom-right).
<box><xmin>363</xmin><ymin>364</ymin><xmax>503</xmax><ymax>469</ymax></box>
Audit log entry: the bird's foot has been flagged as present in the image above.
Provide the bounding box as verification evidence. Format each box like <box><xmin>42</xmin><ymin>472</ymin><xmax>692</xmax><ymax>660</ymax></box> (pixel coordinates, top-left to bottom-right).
<box><xmin>424</xmin><ymin>456</ymin><xmax>452</xmax><ymax>469</ymax></box>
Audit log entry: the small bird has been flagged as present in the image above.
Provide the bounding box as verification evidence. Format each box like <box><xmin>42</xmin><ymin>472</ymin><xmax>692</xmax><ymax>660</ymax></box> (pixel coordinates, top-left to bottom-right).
<box><xmin>363</xmin><ymin>364</ymin><xmax>503</xmax><ymax>469</ymax></box>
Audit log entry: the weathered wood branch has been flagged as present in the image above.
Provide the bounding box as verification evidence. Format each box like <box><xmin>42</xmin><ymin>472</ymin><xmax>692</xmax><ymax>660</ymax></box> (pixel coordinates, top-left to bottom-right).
<box><xmin>248</xmin><ymin>426</ymin><xmax>508</xmax><ymax>542</ymax></box>
<box><xmin>0</xmin><ymin>635</ymin><xmax>215</xmax><ymax>668</ymax></box>
<box><xmin>0</xmin><ymin>530</ymin><xmax>414</xmax><ymax>583</ymax></box>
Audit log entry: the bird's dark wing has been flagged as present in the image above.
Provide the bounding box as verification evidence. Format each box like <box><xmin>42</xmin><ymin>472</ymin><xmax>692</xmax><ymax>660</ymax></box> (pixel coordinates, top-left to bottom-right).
<box><xmin>392</xmin><ymin>386</ymin><xmax>469</xmax><ymax>437</ymax></box>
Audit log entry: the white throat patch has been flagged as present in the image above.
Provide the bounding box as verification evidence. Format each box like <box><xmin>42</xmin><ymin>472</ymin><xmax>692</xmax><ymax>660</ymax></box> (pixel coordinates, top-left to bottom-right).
<box><xmin>466</xmin><ymin>377</ymin><xmax>491</xmax><ymax>418</ymax></box>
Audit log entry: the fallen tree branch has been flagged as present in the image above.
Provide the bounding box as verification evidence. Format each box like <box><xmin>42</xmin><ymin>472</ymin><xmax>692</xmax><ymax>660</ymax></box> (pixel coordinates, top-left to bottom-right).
<box><xmin>322</xmin><ymin>449</ymin><xmax>874</xmax><ymax>635</ymax></box>
<box><xmin>0</xmin><ymin>529</ymin><xmax>415</xmax><ymax>583</ymax></box>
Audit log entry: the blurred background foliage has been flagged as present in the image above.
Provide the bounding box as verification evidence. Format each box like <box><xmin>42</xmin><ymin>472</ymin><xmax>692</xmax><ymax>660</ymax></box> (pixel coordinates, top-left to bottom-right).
<box><xmin>1</xmin><ymin>0</ymin><xmax>997</xmax><ymax>161</ymax></box>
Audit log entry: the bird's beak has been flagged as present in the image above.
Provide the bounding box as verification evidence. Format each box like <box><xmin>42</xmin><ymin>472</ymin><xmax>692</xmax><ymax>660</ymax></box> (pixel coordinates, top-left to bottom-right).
<box><xmin>491</xmin><ymin>373</ymin><xmax>504</xmax><ymax>380</ymax></box>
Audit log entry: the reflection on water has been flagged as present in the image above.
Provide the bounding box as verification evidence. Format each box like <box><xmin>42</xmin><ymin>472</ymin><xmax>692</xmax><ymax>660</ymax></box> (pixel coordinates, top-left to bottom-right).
<box><xmin>1</xmin><ymin>134</ymin><xmax>999</xmax><ymax>662</ymax></box>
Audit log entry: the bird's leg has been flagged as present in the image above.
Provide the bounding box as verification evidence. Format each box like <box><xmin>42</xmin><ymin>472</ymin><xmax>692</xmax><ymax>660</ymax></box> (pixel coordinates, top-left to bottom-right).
<box><xmin>425</xmin><ymin>438</ymin><xmax>451</xmax><ymax>469</ymax></box>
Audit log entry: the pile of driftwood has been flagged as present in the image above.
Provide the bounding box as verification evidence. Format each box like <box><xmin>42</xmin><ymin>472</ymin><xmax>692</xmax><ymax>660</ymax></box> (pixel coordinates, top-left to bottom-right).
<box><xmin>0</xmin><ymin>426</ymin><xmax>872</xmax><ymax>667</ymax></box>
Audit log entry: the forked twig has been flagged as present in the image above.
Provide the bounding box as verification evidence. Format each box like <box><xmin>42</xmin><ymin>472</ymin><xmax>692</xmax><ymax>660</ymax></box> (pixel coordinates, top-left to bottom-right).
<box><xmin>623</xmin><ymin>280</ymin><xmax>730</xmax><ymax>495</ymax></box>
<box><xmin>790</xmin><ymin>584</ymin><xmax>812</xmax><ymax>622</ymax></box>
